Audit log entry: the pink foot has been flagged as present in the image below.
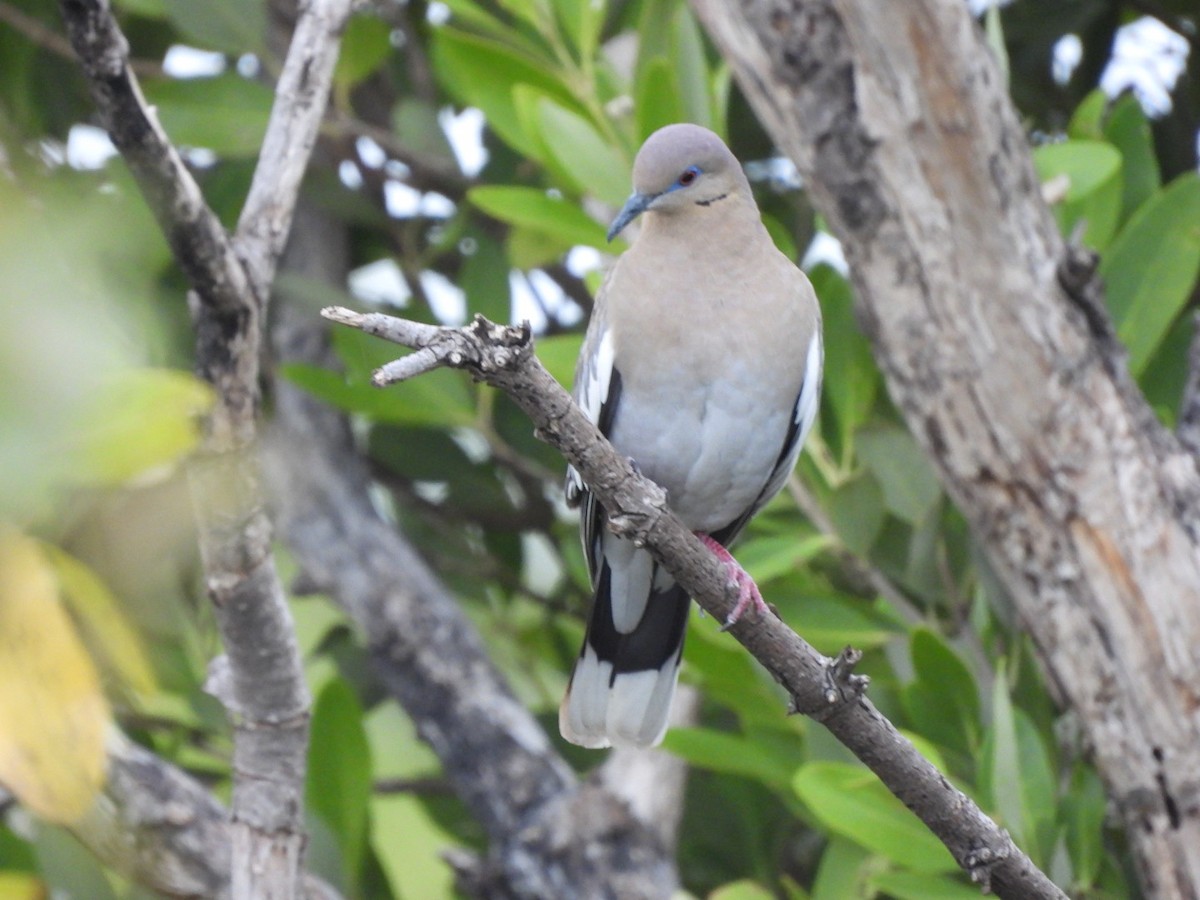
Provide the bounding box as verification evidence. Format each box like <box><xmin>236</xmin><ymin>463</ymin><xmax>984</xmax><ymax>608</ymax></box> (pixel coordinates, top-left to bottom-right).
<box><xmin>695</xmin><ymin>533</ymin><xmax>770</xmax><ymax>629</ymax></box>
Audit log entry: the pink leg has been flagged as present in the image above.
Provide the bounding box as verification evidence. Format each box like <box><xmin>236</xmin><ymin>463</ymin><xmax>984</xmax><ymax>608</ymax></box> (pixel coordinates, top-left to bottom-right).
<box><xmin>695</xmin><ymin>533</ymin><xmax>771</xmax><ymax>628</ymax></box>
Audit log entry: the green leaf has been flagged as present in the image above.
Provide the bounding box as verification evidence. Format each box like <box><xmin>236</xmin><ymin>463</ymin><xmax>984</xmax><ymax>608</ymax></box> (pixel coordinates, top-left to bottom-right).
<box><xmin>904</xmin><ymin>628</ymin><xmax>981</xmax><ymax>752</ymax></box>
<box><xmin>762</xmin><ymin>213</ymin><xmax>799</xmax><ymax>261</ymax></box>
<box><xmin>709</xmin><ymin>880</ymin><xmax>777</xmax><ymax>900</ymax></box>
<box><xmin>536</xmin><ymin>99</ymin><xmax>631</xmax><ymax>207</ymax></box>
<box><xmin>439</xmin><ymin>0</ymin><xmax>520</xmax><ymax>39</ymax></box>
<box><xmin>1138</xmin><ymin>305</ymin><xmax>1193</xmax><ymax>423</ymax></box>
<box><xmin>810</xmin><ymin>264</ymin><xmax>877</xmax><ymax>460</ymax></box>
<box><xmin>810</xmin><ymin>837</ymin><xmax>871</xmax><ymax>900</ymax></box>
<box><xmin>371</xmin><ymin>793</ymin><xmax>458</xmax><ymax>898</ymax></box>
<box><xmin>392</xmin><ymin>98</ymin><xmax>456</xmax><ymax>164</ymax></box>
<box><xmin>550</xmin><ymin>0</ymin><xmax>605</xmax><ymax>63</ymax></box>
<box><xmin>533</xmin><ymin>333</ymin><xmax>584</xmax><ymax>389</ymax></box>
<box><xmin>635</xmin><ymin>56</ymin><xmax>684</xmax><ymax>142</ymax></box>
<box><xmin>869</xmin><ymin>871</ymin><xmax>983</xmax><ymax>900</ymax></box>
<box><xmin>469</xmin><ymin>185</ymin><xmax>611</xmax><ymax>250</ymax></box>
<box><xmin>32</xmin><ymin>826</ymin><xmax>119</xmax><ymax>900</ymax></box>
<box><xmin>162</xmin><ymin>0</ymin><xmax>266</xmax><ymax>55</ymax></box>
<box><xmin>855</xmin><ymin>425</ymin><xmax>941</xmax><ymax>525</ymax></box>
<box><xmin>663</xmin><ymin>727</ymin><xmax>797</xmax><ymax>788</ymax></box>
<box><xmin>774</xmin><ymin>591</ymin><xmax>900</xmax><ymax>655</ymax></box>
<box><xmin>737</xmin><ymin>533</ymin><xmax>832</xmax><ymax>585</ymax></box>
<box><xmin>286</xmin><ymin>328</ymin><xmax>477</xmax><ymax>434</ymax></box>
<box><xmin>432</xmin><ymin>28</ymin><xmax>574</xmax><ymax>159</ymax></box>
<box><xmin>1033</xmin><ymin>140</ymin><xmax>1122</xmax><ymax>250</ymax></box>
<box><xmin>307</xmin><ymin>678</ymin><xmax>372</xmax><ymax>889</ymax></box>
<box><xmin>507</xmin><ymin>225</ymin><xmax>572</xmax><ymax>269</ymax></box>
<box><xmin>980</xmin><ymin>661</ymin><xmax>1057</xmax><ymax>865</ymax></box>
<box><xmin>1067</xmin><ymin>89</ymin><xmax>1107</xmax><ymax>140</ymax></box>
<box><xmin>461</xmin><ymin>232</ymin><xmax>514</xmax><ymax>324</ymax></box>
<box><xmin>671</xmin><ymin>2</ymin><xmax>712</xmax><ymax>130</ymax></box>
<box><xmin>282</xmin><ymin>348</ymin><xmax>474</xmax><ymax>428</ymax></box>
<box><xmin>827</xmin><ymin>472</ymin><xmax>886</xmax><ymax>557</ymax></box>
<box><xmin>69</xmin><ymin>368</ymin><xmax>213</xmax><ymax>486</ymax></box>
<box><xmin>143</xmin><ymin>75</ymin><xmax>274</xmax><ymax>157</ymax></box>
<box><xmin>1103</xmin><ymin>94</ymin><xmax>1161</xmax><ymax>222</ymax></box>
<box><xmin>793</xmin><ymin>761</ymin><xmax>958</xmax><ymax>873</ymax></box>
<box><xmin>1101</xmin><ymin>172</ymin><xmax>1200</xmax><ymax>376</ymax></box>
<box><xmin>369</xmin><ymin>426</ymin><xmax>472</xmax><ymax>482</ymax></box>
<box><xmin>1063</xmin><ymin>763</ymin><xmax>1107</xmax><ymax>888</ymax></box>
<box><xmin>686</xmin><ymin>615</ymin><xmax>795</xmax><ymax>729</ymax></box>
<box><xmin>511</xmin><ymin>83</ymin><xmax>583</xmax><ymax>188</ymax></box>
<box><xmin>334</xmin><ymin>14</ymin><xmax>394</xmax><ymax>89</ymax></box>
<box><xmin>113</xmin><ymin>0</ymin><xmax>167</xmax><ymax>15</ymax></box>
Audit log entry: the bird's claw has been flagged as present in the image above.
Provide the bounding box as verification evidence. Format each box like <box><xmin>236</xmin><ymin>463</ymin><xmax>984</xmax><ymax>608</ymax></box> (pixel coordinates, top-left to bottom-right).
<box><xmin>694</xmin><ymin>533</ymin><xmax>770</xmax><ymax>630</ymax></box>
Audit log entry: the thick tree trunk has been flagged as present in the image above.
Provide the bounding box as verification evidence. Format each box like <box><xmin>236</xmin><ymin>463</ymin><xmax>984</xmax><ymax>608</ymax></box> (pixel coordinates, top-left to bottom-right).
<box><xmin>690</xmin><ymin>1</ymin><xmax>1200</xmax><ymax>895</ymax></box>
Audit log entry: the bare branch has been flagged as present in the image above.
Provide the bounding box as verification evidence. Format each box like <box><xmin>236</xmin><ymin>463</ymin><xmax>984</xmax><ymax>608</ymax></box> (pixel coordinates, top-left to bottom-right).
<box><xmin>57</xmin><ymin>0</ymin><xmax>250</xmax><ymax>317</ymax></box>
<box><xmin>59</xmin><ymin>0</ymin><xmax>352</xmax><ymax>894</ymax></box>
<box><xmin>235</xmin><ymin>0</ymin><xmax>351</xmax><ymax>293</ymax></box>
<box><xmin>320</xmin><ymin>305</ymin><xmax>1066</xmax><ymax>899</ymax></box>
<box><xmin>68</xmin><ymin>734</ymin><xmax>341</xmax><ymax>900</ymax></box>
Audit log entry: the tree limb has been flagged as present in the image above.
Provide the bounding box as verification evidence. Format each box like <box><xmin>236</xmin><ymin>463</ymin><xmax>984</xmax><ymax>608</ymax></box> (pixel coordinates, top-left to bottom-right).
<box><xmin>686</xmin><ymin>0</ymin><xmax>1200</xmax><ymax>894</ymax></box>
<box><xmin>66</xmin><ymin>734</ymin><xmax>341</xmax><ymax>900</ymax></box>
<box><xmin>319</xmin><ymin>306</ymin><xmax>1066</xmax><ymax>899</ymax></box>
<box><xmin>59</xmin><ymin>0</ymin><xmax>352</xmax><ymax>893</ymax></box>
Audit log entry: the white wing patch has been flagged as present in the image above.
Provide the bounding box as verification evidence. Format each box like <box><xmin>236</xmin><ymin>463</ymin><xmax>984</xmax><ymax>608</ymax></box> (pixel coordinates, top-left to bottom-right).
<box><xmin>566</xmin><ymin>328</ymin><xmax>615</xmax><ymax>504</ymax></box>
<box><xmin>579</xmin><ymin>328</ymin><xmax>614</xmax><ymax>426</ymax></box>
<box><xmin>794</xmin><ymin>329</ymin><xmax>823</xmax><ymax>443</ymax></box>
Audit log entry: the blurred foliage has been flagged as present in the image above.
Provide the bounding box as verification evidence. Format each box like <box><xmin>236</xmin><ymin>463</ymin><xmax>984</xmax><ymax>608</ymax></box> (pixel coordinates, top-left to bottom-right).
<box><xmin>0</xmin><ymin>0</ymin><xmax>1197</xmax><ymax>897</ymax></box>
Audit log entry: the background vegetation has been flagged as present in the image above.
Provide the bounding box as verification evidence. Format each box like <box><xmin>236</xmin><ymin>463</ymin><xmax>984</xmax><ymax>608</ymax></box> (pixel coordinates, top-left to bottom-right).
<box><xmin>0</xmin><ymin>0</ymin><xmax>1198</xmax><ymax>897</ymax></box>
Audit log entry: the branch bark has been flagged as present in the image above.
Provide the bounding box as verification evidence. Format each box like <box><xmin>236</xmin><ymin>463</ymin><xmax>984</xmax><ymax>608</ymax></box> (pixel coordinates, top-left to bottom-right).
<box><xmin>69</xmin><ymin>734</ymin><xmax>339</xmax><ymax>900</ymax></box>
<box><xmin>59</xmin><ymin>0</ymin><xmax>352</xmax><ymax>894</ymax></box>
<box><xmin>686</xmin><ymin>1</ymin><xmax>1200</xmax><ymax>895</ymax></box>
<box><xmin>319</xmin><ymin>307</ymin><xmax>1066</xmax><ymax>899</ymax></box>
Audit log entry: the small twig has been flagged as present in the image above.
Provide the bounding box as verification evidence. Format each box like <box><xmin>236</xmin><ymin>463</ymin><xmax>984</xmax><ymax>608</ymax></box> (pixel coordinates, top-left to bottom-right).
<box><xmin>376</xmin><ymin>345</ymin><xmax>443</xmax><ymax>384</ymax></box>
<box><xmin>321</xmin><ymin>304</ymin><xmax>1063</xmax><ymax>895</ymax></box>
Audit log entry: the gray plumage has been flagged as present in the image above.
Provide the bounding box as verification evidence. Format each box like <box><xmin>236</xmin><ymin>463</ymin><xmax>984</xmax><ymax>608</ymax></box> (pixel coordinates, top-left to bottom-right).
<box><xmin>561</xmin><ymin>123</ymin><xmax>823</xmax><ymax>749</ymax></box>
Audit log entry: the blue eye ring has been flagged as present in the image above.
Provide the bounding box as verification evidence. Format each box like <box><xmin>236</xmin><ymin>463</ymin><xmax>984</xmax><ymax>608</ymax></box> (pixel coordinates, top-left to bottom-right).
<box><xmin>676</xmin><ymin>165</ymin><xmax>701</xmax><ymax>187</ymax></box>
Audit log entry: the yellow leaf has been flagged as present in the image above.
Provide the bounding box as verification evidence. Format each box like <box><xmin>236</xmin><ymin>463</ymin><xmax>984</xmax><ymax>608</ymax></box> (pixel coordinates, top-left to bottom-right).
<box><xmin>42</xmin><ymin>545</ymin><xmax>156</xmax><ymax>697</ymax></box>
<box><xmin>0</xmin><ymin>872</ymin><xmax>45</xmax><ymax>899</ymax></box>
<box><xmin>67</xmin><ymin>368</ymin><xmax>214</xmax><ymax>486</ymax></box>
<box><xmin>0</xmin><ymin>528</ymin><xmax>110</xmax><ymax>823</ymax></box>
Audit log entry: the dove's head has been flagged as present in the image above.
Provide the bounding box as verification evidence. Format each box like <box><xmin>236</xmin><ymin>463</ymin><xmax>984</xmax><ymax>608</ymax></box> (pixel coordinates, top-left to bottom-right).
<box><xmin>607</xmin><ymin>123</ymin><xmax>752</xmax><ymax>242</ymax></box>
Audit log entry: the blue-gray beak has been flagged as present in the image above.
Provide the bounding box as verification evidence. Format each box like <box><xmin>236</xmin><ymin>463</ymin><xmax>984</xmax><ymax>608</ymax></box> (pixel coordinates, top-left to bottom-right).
<box><xmin>607</xmin><ymin>191</ymin><xmax>656</xmax><ymax>242</ymax></box>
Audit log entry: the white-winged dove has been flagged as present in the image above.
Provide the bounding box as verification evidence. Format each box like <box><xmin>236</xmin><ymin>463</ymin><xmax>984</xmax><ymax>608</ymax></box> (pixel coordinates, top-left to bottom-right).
<box><xmin>560</xmin><ymin>123</ymin><xmax>824</xmax><ymax>749</ymax></box>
